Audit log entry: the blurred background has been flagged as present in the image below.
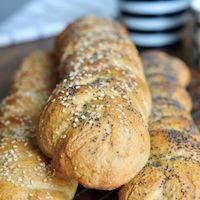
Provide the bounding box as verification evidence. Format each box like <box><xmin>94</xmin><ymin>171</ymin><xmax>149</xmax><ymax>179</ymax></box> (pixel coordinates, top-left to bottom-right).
<box><xmin>0</xmin><ymin>0</ymin><xmax>195</xmax><ymax>47</ymax></box>
<box><xmin>0</xmin><ymin>0</ymin><xmax>198</xmax><ymax>47</ymax></box>
<box><xmin>0</xmin><ymin>0</ymin><xmax>199</xmax><ymax>48</ymax></box>
<box><xmin>0</xmin><ymin>0</ymin><xmax>118</xmax><ymax>47</ymax></box>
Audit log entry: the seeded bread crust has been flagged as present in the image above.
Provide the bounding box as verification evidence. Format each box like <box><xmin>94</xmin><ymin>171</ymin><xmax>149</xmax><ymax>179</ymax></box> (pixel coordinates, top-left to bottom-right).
<box><xmin>0</xmin><ymin>52</ymin><xmax>77</xmax><ymax>200</ymax></box>
<box><xmin>119</xmin><ymin>51</ymin><xmax>200</xmax><ymax>200</ymax></box>
<box><xmin>37</xmin><ymin>16</ymin><xmax>152</xmax><ymax>189</ymax></box>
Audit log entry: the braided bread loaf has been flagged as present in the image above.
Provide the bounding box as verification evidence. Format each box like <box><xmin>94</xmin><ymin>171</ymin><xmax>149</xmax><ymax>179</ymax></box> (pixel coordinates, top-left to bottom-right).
<box><xmin>119</xmin><ymin>51</ymin><xmax>200</xmax><ymax>200</ymax></box>
<box><xmin>0</xmin><ymin>52</ymin><xmax>77</xmax><ymax>199</ymax></box>
<box><xmin>37</xmin><ymin>17</ymin><xmax>152</xmax><ymax>189</ymax></box>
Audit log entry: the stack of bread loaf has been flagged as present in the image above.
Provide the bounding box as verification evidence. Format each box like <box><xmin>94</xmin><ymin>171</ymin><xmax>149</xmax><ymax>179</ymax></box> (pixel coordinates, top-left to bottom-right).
<box><xmin>1</xmin><ymin>16</ymin><xmax>200</xmax><ymax>200</ymax></box>
<box><xmin>0</xmin><ymin>52</ymin><xmax>77</xmax><ymax>199</ymax></box>
<box><xmin>119</xmin><ymin>51</ymin><xmax>200</xmax><ymax>199</ymax></box>
<box><xmin>37</xmin><ymin>16</ymin><xmax>152</xmax><ymax>189</ymax></box>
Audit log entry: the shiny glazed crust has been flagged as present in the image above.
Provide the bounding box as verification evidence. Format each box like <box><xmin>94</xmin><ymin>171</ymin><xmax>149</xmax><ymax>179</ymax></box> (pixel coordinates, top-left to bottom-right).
<box><xmin>0</xmin><ymin>52</ymin><xmax>77</xmax><ymax>200</ymax></box>
<box><xmin>37</xmin><ymin>16</ymin><xmax>152</xmax><ymax>189</ymax></box>
<box><xmin>119</xmin><ymin>51</ymin><xmax>200</xmax><ymax>200</ymax></box>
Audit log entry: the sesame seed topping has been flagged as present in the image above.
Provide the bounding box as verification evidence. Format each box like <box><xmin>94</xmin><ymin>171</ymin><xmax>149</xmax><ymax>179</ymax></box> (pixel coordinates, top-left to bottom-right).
<box><xmin>73</xmin><ymin>123</ymin><xmax>77</xmax><ymax>127</ymax></box>
<box><xmin>81</xmin><ymin>115</ymin><xmax>86</xmax><ymax>119</ymax></box>
<box><xmin>75</xmin><ymin>118</ymin><xmax>79</xmax><ymax>122</ymax></box>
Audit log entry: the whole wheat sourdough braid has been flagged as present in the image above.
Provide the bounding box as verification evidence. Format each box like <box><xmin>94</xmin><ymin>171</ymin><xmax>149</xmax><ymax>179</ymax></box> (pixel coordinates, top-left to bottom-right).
<box><xmin>37</xmin><ymin>16</ymin><xmax>152</xmax><ymax>189</ymax></box>
<box><xmin>119</xmin><ymin>51</ymin><xmax>200</xmax><ymax>200</ymax></box>
<box><xmin>0</xmin><ymin>52</ymin><xmax>77</xmax><ymax>200</ymax></box>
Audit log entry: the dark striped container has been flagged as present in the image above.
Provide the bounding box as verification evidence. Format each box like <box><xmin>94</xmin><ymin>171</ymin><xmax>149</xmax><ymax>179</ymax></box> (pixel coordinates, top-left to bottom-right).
<box><xmin>119</xmin><ymin>0</ymin><xmax>190</xmax><ymax>47</ymax></box>
<box><xmin>191</xmin><ymin>0</ymin><xmax>200</xmax><ymax>68</ymax></box>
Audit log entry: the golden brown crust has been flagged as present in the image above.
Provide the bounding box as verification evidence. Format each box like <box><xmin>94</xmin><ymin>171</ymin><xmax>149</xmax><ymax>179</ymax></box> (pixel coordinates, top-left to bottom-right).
<box><xmin>119</xmin><ymin>51</ymin><xmax>200</xmax><ymax>200</ymax></box>
<box><xmin>150</xmin><ymin>82</ymin><xmax>192</xmax><ymax>112</ymax></box>
<box><xmin>0</xmin><ymin>52</ymin><xmax>77</xmax><ymax>200</ymax></box>
<box><xmin>38</xmin><ymin>16</ymin><xmax>151</xmax><ymax>189</ymax></box>
<box><xmin>141</xmin><ymin>51</ymin><xmax>191</xmax><ymax>87</ymax></box>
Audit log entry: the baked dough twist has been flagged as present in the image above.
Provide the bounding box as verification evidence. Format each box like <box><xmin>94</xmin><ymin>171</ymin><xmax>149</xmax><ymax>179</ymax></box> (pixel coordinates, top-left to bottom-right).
<box><xmin>37</xmin><ymin>17</ymin><xmax>152</xmax><ymax>189</ymax></box>
<box><xmin>119</xmin><ymin>51</ymin><xmax>200</xmax><ymax>200</ymax></box>
<box><xmin>0</xmin><ymin>52</ymin><xmax>77</xmax><ymax>200</ymax></box>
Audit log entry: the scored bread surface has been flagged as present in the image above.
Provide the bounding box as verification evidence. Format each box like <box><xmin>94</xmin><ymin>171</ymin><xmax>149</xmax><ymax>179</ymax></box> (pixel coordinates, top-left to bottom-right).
<box><xmin>37</xmin><ymin>16</ymin><xmax>152</xmax><ymax>189</ymax></box>
<box><xmin>119</xmin><ymin>51</ymin><xmax>200</xmax><ymax>200</ymax></box>
<box><xmin>0</xmin><ymin>52</ymin><xmax>77</xmax><ymax>200</ymax></box>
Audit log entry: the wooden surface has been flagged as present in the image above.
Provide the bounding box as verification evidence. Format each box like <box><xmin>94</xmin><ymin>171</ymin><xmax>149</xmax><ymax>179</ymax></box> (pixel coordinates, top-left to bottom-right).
<box><xmin>0</xmin><ymin>36</ymin><xmax>200</xmax><ymax>200</ymax></box>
